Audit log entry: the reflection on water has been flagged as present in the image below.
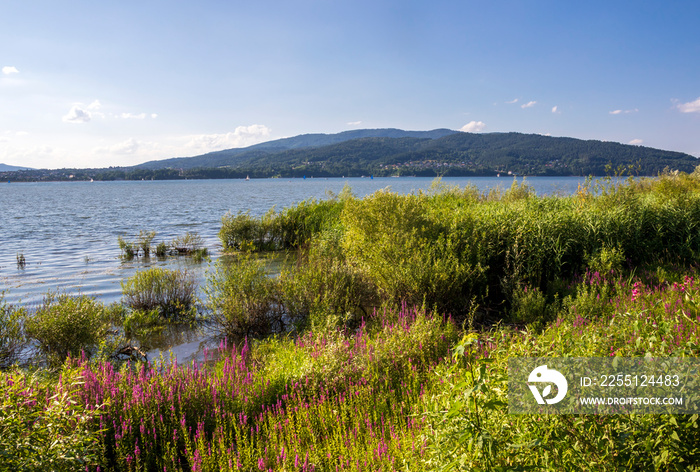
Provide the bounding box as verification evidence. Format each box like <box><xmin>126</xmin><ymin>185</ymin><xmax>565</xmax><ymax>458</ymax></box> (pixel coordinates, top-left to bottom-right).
<box><xmin>1</xmin><ymin>176</ymin><xmax>588</xmax><ymax>362</ymax></box>
<box><xmin>142</xmin><ymin>321</ymin><xmax>210</xmax><ymax>365</ymax></box>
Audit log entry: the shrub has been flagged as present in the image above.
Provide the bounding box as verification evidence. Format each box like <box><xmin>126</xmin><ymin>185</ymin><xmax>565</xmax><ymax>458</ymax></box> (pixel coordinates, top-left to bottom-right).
<box><xmin>117</xmin><ymin>236</ymin><xmax>135</xmax><ymax>259</ymax></box>
<box><xmin>218</xmin><ymin>195</ymin><xmax>347</xmax><ymax>252</ymax></box>
<box><xmin>118</xmin><ymin>231</ymin><xmax>157</xmax><ymax>258</ymax></box>
<box><xmin>278</xmin><ymin>234</ymin><xmax>378</xmax><ymax>331</ymax></box>
<box><xmin>219</xmin><ymin>211</ymin><xmax>273</xmax><ymax>251</ymax></box>
<box><xmin>137</xmin><ymin>230</ymin><xmax>156</xmax><ymax>257</ymax></box>
<box><xmin>24</xmin><ymin>293</ymin><xmax>109</xmax><ymax>367</ymax></box>
<box><xmin>121</xmin><ymin>267</ymin><xmax>197</xmax><ymax>319</ymax></box>
<box><xmin>155</xmin><ymin>240</ymin><xmax>168</xmax><ymax>257</ymax></box>
<box><xmin>0</xmin><ymin>293</ymin><xmax>26</xmax><ymax>370</ymax></box>
<box><xmin>205</xmin><ymin>256</ymin><xmax>286</xmax><ymax>339</ymax></box>
<box><xmin>0</xmin><ymin>366</ymin><xmax>103</xmax><ymax>471</ymax></box>
<box><xmin>171</xmin><ymin>231</ymin><xmax>205</xmax><ymax>254</ymax></box>
<box><xmin>341</xmin><ymin>190</ymin><xmax>487</xmax><ymax>314</ymax></box>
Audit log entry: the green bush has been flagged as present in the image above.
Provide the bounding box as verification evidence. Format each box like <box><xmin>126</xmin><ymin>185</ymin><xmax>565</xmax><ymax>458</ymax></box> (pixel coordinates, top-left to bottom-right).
<box><xmin>121</xmin><ymin>267</ymin><xmax>197</xmax><ymax>319</ymax></box>
<box><xmin>137</xmin><ymin>230</ymin><xmax>156</xmax><ymax>256</ymax></box>
<box><xmin>219</xmin><ymin>194</ymin><xmax>347</xmax><ymax>252</ymax></box>
<box><xmin>205</xmin><ymin>256</ymin><xmax>287</xmax><ymax>339</ymax></box>
<box><xmin>278</xmin><ymin>232</ymin><xmax>378</xmax><ymax>331</ymax></box>
<box><xmin>0</xmin><ymin>293</ymin><xmax>26</xmax><ymax>370</ymax></box>
<box><xmin>171</xmin><ymin>231</ymin><xmax>207</xmax><ymax>255</ymax></box>
<box><xmin>341</xmin><ymin>190</ymin><xmax>487</xmax><ymax>314</ymax></box>
<box><xmin>0</xmin><ymin>366</ymin><xmax>103</xmax><ymax>471</ymax></box>
<box><xmin>155</xmin><ymin>240</ymin><xmax>168</xmax><ymax>257</ymax></box>
<box><xmin>24</xmin><ymin>293</ymin><xmax>109</xmax><ymax>367</ymax></box>
<box><xmin>117</xmin><ymin>236</ymin><xmax>135</xmax><ymax>259</ymax></box>
<box><xmin>219</xmin><ymin>211</ymin><xmax>275</xmax><ymax>251</ymax></box>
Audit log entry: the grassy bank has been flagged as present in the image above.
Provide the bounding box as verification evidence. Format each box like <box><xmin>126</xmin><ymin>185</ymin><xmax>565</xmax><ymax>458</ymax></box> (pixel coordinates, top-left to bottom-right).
<box><xmin>3</xmin><ymin>170</ymin><xmax>700</xmax><ymax>471</ymax></box>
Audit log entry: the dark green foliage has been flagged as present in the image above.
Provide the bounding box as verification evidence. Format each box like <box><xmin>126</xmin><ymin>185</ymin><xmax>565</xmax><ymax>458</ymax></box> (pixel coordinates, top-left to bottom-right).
<box><xmin>132</xmin><ymin>130</ymin><xmax>696</xmax><ymax>177</ymax></box>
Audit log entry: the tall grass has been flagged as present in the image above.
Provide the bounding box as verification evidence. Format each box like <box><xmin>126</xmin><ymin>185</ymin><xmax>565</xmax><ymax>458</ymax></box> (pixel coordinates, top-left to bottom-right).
<box><xmin>0</xmin><ymin>293</ymin><xmax>26</xmax><ymax>370</ymax></box>
<box><xmin>421</xmin><ymin>267</ymin><xmax>700</xmax><ymax>471</ymax></box>
<box><xmin>70</xmin><ymin>305</ymin><xmax>455</xmax><ymax>471</ymax></box>
<box><xmin>121</xmin><ymin>267</ymin><xmax>197</xmax><ymax>319</ymax></box>
<box><xmin>216</xmin><ymin>172</ymin><xmax>700</xmax><ymax>318</ymax></box>
<box><xmin>218</xmin><ymin>188</ymin><xmax>349</xmax><ymax>252</ymax></box>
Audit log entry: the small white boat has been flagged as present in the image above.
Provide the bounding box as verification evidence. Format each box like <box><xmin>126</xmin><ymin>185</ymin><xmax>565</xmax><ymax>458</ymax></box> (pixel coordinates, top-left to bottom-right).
<box><xmin>245</xmin><ymin>175</ymin><xmax>250</xmax><ymax>181</ymax></box>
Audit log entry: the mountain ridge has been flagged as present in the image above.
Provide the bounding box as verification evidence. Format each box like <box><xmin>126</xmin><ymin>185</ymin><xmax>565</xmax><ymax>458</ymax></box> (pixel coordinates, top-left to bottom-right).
<box><xmin>2</xmin><ymin>129</ymin><xmax>697</xmax><ymax>181</ymax></box>
<box><xmin>0</xmin><ymin>163</ymin><xmax>33</xmax><ymax>172</ymax></box>
<box><xmin>135</xmin><ymin>128</ymin><xmax>458</xmax><ymax>170</ymax></box>
<box><xmin>132</xmin><ymin>129</ymin><xmax>698</xmax><ymax>177</ymax></box>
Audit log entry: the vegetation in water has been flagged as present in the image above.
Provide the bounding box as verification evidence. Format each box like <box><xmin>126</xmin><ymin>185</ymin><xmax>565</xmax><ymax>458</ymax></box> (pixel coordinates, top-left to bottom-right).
<box><xmin>4</xmin><ymin>170</ymin><xmax>700</xmax><ymax>470</ymax></box>
<box><xmin>24</xmin><ymin>293</ymin><xmax>112</xmax><ymax>367</ymax></box>
<box><xmin>0</xmin><ymin>293</ymin><xmax>26</xmax><ymax>370</ymax></box>
<box><xmin>120</xmin><ymin>231</ymin><xmax>209</xmax><ymax>262</ymax></box>
<box><xmin>121</xmin><ymin>267</ymin><xmax>198</xmax><ymax>320</ymax></box>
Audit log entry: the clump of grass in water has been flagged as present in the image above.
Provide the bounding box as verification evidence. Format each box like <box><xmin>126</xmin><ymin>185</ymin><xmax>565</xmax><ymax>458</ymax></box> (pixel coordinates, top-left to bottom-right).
<box><xmin>121</xmin><ymin>267</ymin><xmax>198</xmax><ymax>320</ymax></box>
<box><xmin>16</xmin><ymin>252</ymin><xmax>26</xmax><ymax>269</ymax></box>
<box><xmin>117</xmin><ymin>236</ymin><xmax>135</xmax><ymax>260</ymax></box>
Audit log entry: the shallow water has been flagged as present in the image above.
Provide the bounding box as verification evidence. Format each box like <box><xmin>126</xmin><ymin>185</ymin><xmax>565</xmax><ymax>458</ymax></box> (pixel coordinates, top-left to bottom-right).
<box><xmin>0</xmin><ymin>176</ymin><xmax>587</xmax><ymax>361</ymax></box>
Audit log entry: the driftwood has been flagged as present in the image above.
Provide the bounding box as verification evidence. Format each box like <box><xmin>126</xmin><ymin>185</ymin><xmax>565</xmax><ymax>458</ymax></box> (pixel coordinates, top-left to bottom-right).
<box><xmin>111</xmin><ymin>344</ymin><xmax>148</xmax><ymax>362</ymax></box>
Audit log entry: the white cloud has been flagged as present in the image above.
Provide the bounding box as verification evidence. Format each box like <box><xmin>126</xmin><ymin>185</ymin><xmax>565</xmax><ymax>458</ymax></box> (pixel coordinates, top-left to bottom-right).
<box><xmin>62</xmin><ymin>105</ymin><xmax>92</xmax><ymax>123</ymax></box>
<box><xmin>2</xmin><ymin>66</ymin><xmax>19</xmax><ymax>75</ymax></box>
<box><xmin>609</xmin><ymin>108</ymin><xmax>638</xmax><ymax>115</ymax></box>
<box><xmin>120</xmin><ymin>112</ymin><xmax>147</xmax><ymax>120</ymax></box>
<box><xmin>551</xmin><ymin>106</ymin><xmax>559</xmax><ymax>114</ymax></box>
<box><xmin>184</xmin><ymin>125</ymin><xmax>272</xmax><ymax>152</ymax></box>
<box><xmin>347</xmin><ymin>121</ymin><xmax>362</xmax><ymax>126</ymax></box>
<box><xmin>459</xmin><ymin>121</ymin><xmax>486</xmax><ymax>133</ymax></box>
<box><xmin>151</xmin><ymin>113</ymin><xmax>158</xmax><ymax>119</ymax></box>
<box><xmin>677</xmin><ymin>97</ymin><xmax>700</xmax><ymax>113</ymax></box>
<box><xmin>506</xmin><ymin>98</ymin><xmax>519</xmax><ymax>104</ymax></box>
<box><xmin>629</xmin><ymin>139</ymin><xmax>644</xmax><ymax>145</ymax></box>
<box><xmin>521</xmin><ymin>101</ymin><xmax>537</xmax><ymax>108</ymax></box>
<box><xmin>61</xmin><ymin>100</ymin><xmax>104</xmax><ymax>123</ymax></box>
<box><xmin>95</xmin><ymin>138</ymin><xmax>142</xmax><ymax>155</ymax></box>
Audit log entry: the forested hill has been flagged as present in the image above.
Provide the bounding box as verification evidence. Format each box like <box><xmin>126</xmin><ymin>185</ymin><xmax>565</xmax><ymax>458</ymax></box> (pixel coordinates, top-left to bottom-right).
<box><xmin>135</xmin><ymin>130</ymin><xmax>697</xmax><ymax>178</ymax></box>
<box><xmin>3</xmin><ymin>130</ymin><xmax>697</xmax><ymax>182</ymax></box>
<box><xmin>135</xmin><ymin>128</ymin><xmax>458</xmax><ymax>170</ymax></box>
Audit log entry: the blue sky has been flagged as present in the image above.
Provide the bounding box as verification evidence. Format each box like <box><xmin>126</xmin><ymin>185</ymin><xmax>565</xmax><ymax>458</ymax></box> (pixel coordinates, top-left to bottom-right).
<box><xmin>2</xmin><ymin>0</ymin><xmax>699</xmax><ymax>168</ymax></box>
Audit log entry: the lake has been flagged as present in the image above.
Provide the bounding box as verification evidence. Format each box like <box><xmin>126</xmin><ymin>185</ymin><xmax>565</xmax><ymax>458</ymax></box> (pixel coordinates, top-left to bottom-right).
<box><xmin>0</xmin><ymin>176</ymin><xmax>588</xmax><ymax>361</ymax></box>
